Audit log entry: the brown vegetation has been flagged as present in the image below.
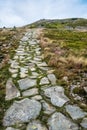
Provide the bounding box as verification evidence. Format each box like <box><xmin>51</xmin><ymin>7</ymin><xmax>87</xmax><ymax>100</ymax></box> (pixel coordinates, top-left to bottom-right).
<box><xmin>40</xmin><ymin>28</ymin><xmax>87</xmax><ymax>105</ymax></box>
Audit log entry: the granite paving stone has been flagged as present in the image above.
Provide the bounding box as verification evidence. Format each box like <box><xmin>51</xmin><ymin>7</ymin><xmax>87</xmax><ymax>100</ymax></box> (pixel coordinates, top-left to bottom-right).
<box><xmin>48</xmin><ymin>112</ymin><xmax>78</xmax><ymax>130</ymax></box>
<box><xmin>65</xmin><ymin>105</ymin><xmax>87</xmax><ymax>120</ymax></box>
<box><xmin>18</xmin><ymin>78</ymin><xmax>37</xmax><ymax>90</ymax></box>
<box><xmin>3</xmin><ymin>98</ymin><xmax>41</xmax><ymax>126</ymax></box>
<box><xmin>22</xmin><ymin>88</ymin><xmax>38</xmax><ymax>97</ymax></box>
<box><xmin>44</xmin><ymin>86</ymin><xmax>69</xmax><ymax>107</ymax></box>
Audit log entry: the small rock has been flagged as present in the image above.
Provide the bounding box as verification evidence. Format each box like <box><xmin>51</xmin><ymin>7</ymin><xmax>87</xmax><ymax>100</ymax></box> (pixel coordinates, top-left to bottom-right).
<box><xmin>29</xmin><ymin>60</ymin><xmax>41</xmax><ymax>64</ymax></box>
<box><xmin>62</xmin><ymin>76</ymin><xmax>68</xmax><ymax>82</ymax></box>
<box><xmin>44</xmin><ymin>86</ymin><xmax>69</xmax><ymax>107</ymax></box>
<box><xmin>37</xmin><ymin>62</ymin><xmax>47</xmax><ymax>67</ymax></box>
<box><xmin>35</xmin><ymin>48</ymin><xmax>41</xmax><ymax>52</ymax></box>
<box><xmin>29</xmin><ymin>41</ymin><xmax>37</xmax><ymax>45</ymax></box>
<box><xmin>28</xmin><ymin>63</ymin><xmax>35</xmax><ymax>69</ymax></box>
<box><xmin>47</xmin><ymin>74</ymin><xmax>57</xmax><ymax>85</ymax></box>
<box><xmin>6</xmin><ymin>127</ymin><xmax>19</xmax><ymax>130</ymax></box>
<box><xmin>27</xmin><ymin>120</ymin><xmax>47</xmax><ymax>130</ymax></box>
<box><xmin>22</xmin><ymin>88</ymin><xmax>38</xmax><ymax>97</ymax></box>
<box><xmin>21</xmin><ymin>36</ymin><xmax>28</xmax><ymax>41</ymax></box>
<box><xmin>19</xmin><ymin>60</ymin><xmax>25</xmax><ymax>63</ymax></box>
<box><xmin>74</xmin><ymin>95</ymin><xmax>82</xmax><ymax>101</ymax></box>
<box><xmin>20</xmin><ymin>72</ymin><xmax>27</xmax><ymax>78</ymax></box>
<box><xmin>36</xmin><ymin>51</ymin><xmax>41</xmax><ymax>55</ymax></box>
<box><xmin>10</xmin><ymin>61</ymin><xmax>19</xmax><ymax>69</ymax></box>
<box><xmin>5</xmin><ymin>78</ymin><xmax>20</xmax><ymax>100</ymax></box>
<box><xmin>84</xmin><ymin>87</ymin><xmax>87</xmax><ymax>93</ymax></box>
<box><xmin>80</xmin><ymin>117</ymin><xmax>87</xmax><ymax>128</ymax></box>
<box><xmin>32</xmin><ymin>72</ymin><xmax>39</xmax><ymax>76</ymax></box>
<box><xmin>47</xmin><ymin>69</ymin><xmax>55</xmax><ymax>74</ymax></box>
<box><xmin>9</xmin><ymin>68</ymin><xmax>18</xmax><ymax>74</ymax></box>
<box><xmin>12</xmin><ymin>73</ymin><xmax>18</xmax><ymax>78</ymax></box>
<box><xmin>3</xmin><ymin>98</ymin><xmax>41</xmax><ymax>126</ymax></box>
<box><xmin>48</xmin><ymin>112</ymin><xmax>78</xmax><ymax>130</ymax></box>
<box><xmin>31</xmin><ymin>95</ymin><xmax>42</xmax><ymax>100</ymax></box>
<box><xmin>13</xmin><ymin>55</ymin><xmax>19</xmax><ymax>60</ymax></box>
<box><xmin>42</xmin><ymin>100</ymin><xmax>56</xmax><ymax>115</ymax></box>
<box><xmin>30</xmin><ymin>67</ymin><xmax>36</xmax><ymax>71</ymax></box>
<box><xmin>18</xmin><ymin>78</ymin><xmax>37</xmax><ymax>90</ymax></box>
<box><xmin>19</xmin><ymin>55</ymin><xmax>25</xmax><ymax>60</ymax></box>
<box><xmin>33</xmin><ymin>57</ymin><xmax>41</xmax><ymax>61</ymax></box>
<box><xmin>39</xmin><ymin>67</ymin><xmax>50</xmax><ymax>71</ymax></box>
<box><xmin>65</xmin><ymin>105</ymin><xmax>87</xmax><ymax>120</ymax></box>
<box><xmin>16</xmin><ymin>51</ymin><xmax>26</xmax><ymax>56</ymax></box>
<box><xmin>40</xmin><ymin>77</ymin><xmax>49</xmax><ymax>85</ymax></box>
<box><xmin>20</xmin><ymin>67</ymin><xmax>28</xmax><ymax>73</ymax></box>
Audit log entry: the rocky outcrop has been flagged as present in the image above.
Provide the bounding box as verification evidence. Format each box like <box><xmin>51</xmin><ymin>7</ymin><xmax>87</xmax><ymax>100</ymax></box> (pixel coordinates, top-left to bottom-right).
<box><xmin>5</xmin><ymin>78</ymin><xmax>20</xmax><ymax>100</ymax></box>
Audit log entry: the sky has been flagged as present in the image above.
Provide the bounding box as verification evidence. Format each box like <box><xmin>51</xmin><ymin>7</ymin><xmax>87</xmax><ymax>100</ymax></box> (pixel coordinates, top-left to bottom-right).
<box><xmin>0</xmin><ymin>0</ymin><xmax>87</xmax><ymax>27</ymax></box>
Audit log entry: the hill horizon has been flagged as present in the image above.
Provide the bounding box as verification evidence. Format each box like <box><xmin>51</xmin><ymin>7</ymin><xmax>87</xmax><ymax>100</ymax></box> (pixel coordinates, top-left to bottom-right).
<box><xmin>0</xmin><ymin>17</ymin><xmax>87</xmax><ymax>28</ymax></box>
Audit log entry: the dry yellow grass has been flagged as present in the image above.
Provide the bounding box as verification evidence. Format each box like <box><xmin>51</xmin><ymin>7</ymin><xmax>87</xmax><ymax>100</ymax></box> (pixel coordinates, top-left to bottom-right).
<box><xmin>67</xmin><ymin>55</ymin><xmax>87</xmax><ymax>66</ymax></box>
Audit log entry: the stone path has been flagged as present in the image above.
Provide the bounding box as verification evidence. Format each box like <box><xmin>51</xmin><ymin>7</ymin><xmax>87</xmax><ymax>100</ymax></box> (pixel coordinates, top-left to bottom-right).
<box><xmin>3</xmin><ymin>29</ymin><xmax>87</xmax><ymax>130</ymax></box>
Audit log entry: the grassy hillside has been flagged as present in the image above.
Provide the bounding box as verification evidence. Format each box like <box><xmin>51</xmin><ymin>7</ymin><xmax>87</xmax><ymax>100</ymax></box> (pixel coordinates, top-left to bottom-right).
<box><xmin>39</xmin><ymin>18</ymin><xmax>87</xmax><ymax>106</ymax></box>
<box><xmin>28</xmin><ymin>18</ymin><xmax>87</xmax><ymax>29</ymax></box>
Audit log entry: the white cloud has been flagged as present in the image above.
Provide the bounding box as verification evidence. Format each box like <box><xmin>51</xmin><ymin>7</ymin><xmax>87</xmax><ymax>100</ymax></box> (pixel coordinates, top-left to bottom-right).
<box><xmin>0</xmin><ymin>0</ymin><xmax>87</xmax><ymax>27</ymax></box>
<box><xmin>0</xmin><ymin>10</ymin><xmax>26</xmax><ymax>27</ymax></box>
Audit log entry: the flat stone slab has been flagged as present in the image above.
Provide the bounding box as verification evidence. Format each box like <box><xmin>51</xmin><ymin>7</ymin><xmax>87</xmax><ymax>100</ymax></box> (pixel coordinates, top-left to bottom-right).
<box><xmin>9</xmin><ymin>68</ymin><xmax>18</xmax><ymax>74</ymax></box>
<box><xmin>33</xmin><ymin>57</ymin><xmax>42</xmax><ymax>61</ymax></box>
<box><xmin>44</xmin><ymin>86</ymin><xmax>69</xmax><ymax>107</ymax></box>
<box><xmin>30</xmin><ymin>67</ymin><xmax>36</xmax><ymax>71</ymax></box>
<box><xmin>80</xmin><ymin>117</ymin><xmax>87</xmax><ymax>128</ymax></box>
<box><xmin>16</xmin><ymin>52</ymin><xmax>26</xmax><ymax>56</ymax></box>
<box><xmin>5</xmin><ymin>78</ymin><xmax>20</xmax><ymax>100</ymax></box>
<box><xmin>20</xmin><ymin>67</ymin><xmax>28</xmax><ymax>73</ymax></box>
<box><xmin>36</xmin><ymin>51</ymin><xmax>41</xmax><ymax>55</ymax></box>
<box><xmin>10</xmin><ymin>61</ymin><xmax>19</xmax><ymax>69</ymax></box>
<box><xmin>65</xmin><ymin>105</ymin><xmax>87</xmax><ymax>120</ymax></box>
<box><xmin>3</xmin><ymin>98</ymin><xmax>41</xmax><ymax>126</ymax></box>
<box><xmin>40</xmin><ymin>77</ymin><xmax>49</xmax><ymax>85</ymax></box>
<box><xmin>20</xmin><ymin>73</ymin><xmax>27</xmax><ymax>78</ymax></box>
<box><xmin>22</xmin><ymin>88</ymin><xmax>38</xmax><ymax>97</ymax></box>
<box><xmin>27</xmin><ymin>120</ymin><xmax>47</xmax><ymax>130</ymax></box>
<box><xmin>13</xmin><ymin>55</ymin><xmax>19</xmax><ymax>60</ymax></box>
<box><xmin>27</xmin><ymin>63</ymin><xmax>35</xmax><ymax>69</ymax></box>
<box><xmin>29</xmin><ymin>60</ymin><xmax>41</xmax><ymax>64</ymax></box>
<box><xmin>47</xmin><ymin>74</ymin><xmax>57</xmax><ymax>85</ymax></box>
<box><xmin>37</xmin><ymin>62</ymin><xmax>47</xmax><ymax>67</ymax></box>
<box><xmin>42</xmin><ymin>100</ymin><xmax>56</xmax><ymax>115</ymax></box>
<box><xmin>32</xmin><ymin>72</ymin><xmax>39</xmax><ymax>76</ymax></box>
<box><xmin>19</xmin><ymin>55</ymin><xmax>25</xmax><ymax>60</ymax></box>
<box><xmin>84</xmin><ymin>87</ymin><xmax>87</xmax><ymax>93</ymax></box>
<box><xmin>18</xmin><ymin>78</ymin><xmax>37</xmax><ymax>90</ymax></box>
<box><xmin>12</xmin><ymin>73</ymin><xmax>18</xmax><ymax>78</ymax></box>
<box><xmin>29</xmin><ymin>41</ymin><xmax>37</xmax><ymax>45</ymax></box>
<box><xmin>39</xmin><ymin>67</ymin><xmax>50</xmax><ymax>71</ymax></box>
<box><xmin>48</xmin><ymin>112</ymin><xmax>78</xmax><ymax>130</ymax></box>
<box><xmin>21</xmin><ymin>36</ymin><xmax>28</xmax><ymax>41</ymax></box>
<box><xmin>47</xmin><ymin>69</ymin><xmax>55</xmax><ymax>74</ymax></box>
<box><xmin>31</xmin><ymin>95</ymin><xmax>42</xmax><ymax>100</ymax></box>
<box><xmin>6</xmin><ymin>127</ymin><xmax>19</xmax><ymax>130</ymax></box>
